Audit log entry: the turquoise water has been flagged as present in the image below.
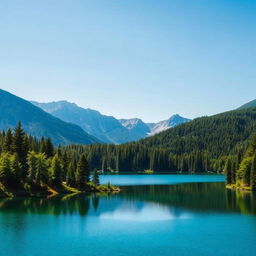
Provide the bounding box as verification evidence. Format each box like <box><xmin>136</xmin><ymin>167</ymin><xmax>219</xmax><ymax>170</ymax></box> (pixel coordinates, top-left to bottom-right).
<box><xmin>0</xmin><ymin>174</ymin><xmax>256</xmax><ymax>256</ymax></box>
<box><xmin>100</xmin><ymin>174</ymin><xmax>225</xmax><ymax>185</ymax></box>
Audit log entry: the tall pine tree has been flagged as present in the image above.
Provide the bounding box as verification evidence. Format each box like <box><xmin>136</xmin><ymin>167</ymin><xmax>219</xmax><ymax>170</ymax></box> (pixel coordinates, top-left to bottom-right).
<box><xmin>250</xmin><ymin>154</ymin><xmax>256</xmax><ymax>190</ymax></box>
<box><xmin>76</xmin><ymin>154</ymin><xmax>90</xmax><ymax>189</ymax></box>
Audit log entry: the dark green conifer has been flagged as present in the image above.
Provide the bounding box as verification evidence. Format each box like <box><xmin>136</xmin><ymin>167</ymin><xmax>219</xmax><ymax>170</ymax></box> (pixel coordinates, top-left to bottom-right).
<box><xmin>76</xmin><ymin>154</ymin><xmax>90</xmax><ymax>189</ymax></box>
<box><xmin>36</xmin><ymin>153</ymin><xmax>48</xmax><ymax>183</ymax></box>
<box><xmin>92</xmin><ymin>168</ymin><xmax>100</xmax><ymax>186</ymax></box>
<box><xmin>225</xmin><ymin>158</ymin><xmax>232</xmax><ymax>185</ymax></box>
<box><xmin>0</xmin><ymin>153</ymin><xmax>13</xmax><ymax>185</ymax></box>
<box><xmin>67</xmin><ymin>159</ymin><xmax>76</xmax><ymax>187</ymax></box>
<box><xmin>250</xmin><ymin>154</ymin><xmax>256</xmax><ymax>190</ymax></box>
<box><xmin>12</xmin><ymin>122</ymin><xmax>28</xmax><ymax>173</ymax></box>
<box><xmin>3</xmin><ymin>129</ymin><xmax>13</xmax><ymax>152</ymax></box>
<box><xmin>44</xmin><ymin>138</ymin><xmax>54</xmax><ymax>158</ymax></box>
<box><xmin>10</xmin><ymin>153</ymin><xmax>22</xmax><ymax>186</ymax></box>
<box><xmin>49</xmin><ymin>154</ymin><xmax>63</xmax><ymax>186</ymax></box>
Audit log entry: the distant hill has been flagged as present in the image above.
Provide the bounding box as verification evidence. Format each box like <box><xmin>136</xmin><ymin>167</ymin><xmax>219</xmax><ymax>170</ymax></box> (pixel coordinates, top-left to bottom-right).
<box><xmin>32</xmin><ymin>101</ymin><xmax>190</xmax><ymax>144</ymax></box>
<box><xmin>120</xmin><ymin>114</ymin><xmax>190</xmax><ymax>136</ymax></box>
<box><xmin>119</xmin><ymin>118</ymin><xmax>151</xmax><ymax>136</ymax></box>
<box><xmin>0</xmin><ymin>89</ymin><xmax>99</xmax><ymax>145</ymax></box>
<box><xmin>139</xmin><ymin>107</ymin><xmax>256</xmax><ymax>157</ymax></box>
<box><xmin>32</xmin><ymin>101</ymin><xmax>144</xmax><ymax>144</ymax></box>
<box><xmin>238</xmin><ymin>99</ymin><xmax>256</xmax><ymax>109</ymax></box>
<box><xmin>65</xmin><ymin>105</ymin><xmax>256</xmax><ymax>173</ymax></box>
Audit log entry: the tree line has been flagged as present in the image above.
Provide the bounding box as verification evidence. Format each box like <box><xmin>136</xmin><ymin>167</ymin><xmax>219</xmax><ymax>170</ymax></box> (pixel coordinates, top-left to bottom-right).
<box><xmin>62</xmin><ymin>107</ymin><xmax>256</xmax><ymax>174</ymax></box>
<box><xmin>225</xmin><ymin>133</ymin><xmax>256</xmax><ymax>190</ymax></box>
<box><xmin>0</xmin><ymin>122</ymin><xmax>100</xmax><ymax>194</ymax></box>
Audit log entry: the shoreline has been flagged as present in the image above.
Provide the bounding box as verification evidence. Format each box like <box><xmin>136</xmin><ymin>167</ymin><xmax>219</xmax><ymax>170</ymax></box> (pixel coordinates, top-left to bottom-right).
<box><xmin>0</xmin><ymin>182</ymin><xmax>120</xmax><ymax>198</ymax></box>
<box><xmin>226</xmin><ymin>184</ymin><xmax>254</xmax><ymax>192</ymax></box>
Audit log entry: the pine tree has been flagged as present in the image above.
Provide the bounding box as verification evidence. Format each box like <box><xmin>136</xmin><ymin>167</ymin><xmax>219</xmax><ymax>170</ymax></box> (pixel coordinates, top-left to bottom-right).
<box><xmin>10</xmin><ymin>153</ymin><xmax>22</xmax><ymax>186</ymax></box>
<box><xmin>44</xmin><ymin>138</ymin><xmax>54</xmax><ymax>158</ymax></box>
<box><xmin>92</xmin><ymin>168</ymin><xmax>100</xmax><ymax>186</ymax></box>
<box><xmin>67</xmin><ymin>159</ymin><xmax>76</xmax><ymax>187</ymax></box>
<box><xmin>3</xmin><ymin>129</ymin><xmax>13</xmax><ymax>152</ymax></box>
<box><xmin>225</xmin><ymin>158</ymin><xmax>232</xmax><ymax>185</ymax></box>
<box><xmin>40</xmin><ymin>137</ymin><xmax>46</xmax><ymax>154</ymax></box>
<box><xmin>0</xmin><ymin>153</ymin><xmax>13</xmax><ymax>185</ymax></box>
<box><xmin>49</xmin><ymin>154</ymin><xmax>63</xmax><ymax>186</ymax></box>
<box><xmin>250</xmin><ymin>154</ymin><xmax>256</xmax><ymax>190</ymax></box>
<box><xmin>76</xmin><ymin>154</ymin><xmax>90</xmax><ymax>189</ymax></box>
<box><xmin>27</xmin><ymin>151</ymin><xmax>37</xmax><ymax>180</ymax></box>
<box><xmin>12</xmin><ymin>122</ymin><xmax>28</xmax><ymax>174</ymax></box>
<box><xmin>36</xmin><ymin>153</ymin><xmax>48</xmax><ymax>183</ymax></box>
<box><xmin>61</xmin><ymin>152</ymin><xmax>68</xmax><ymax>181</ymax></box>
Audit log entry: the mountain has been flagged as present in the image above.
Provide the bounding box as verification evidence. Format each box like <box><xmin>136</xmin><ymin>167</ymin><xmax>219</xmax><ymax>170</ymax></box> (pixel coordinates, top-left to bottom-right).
<box><xmin>32</xmin><ymin>101</ymin><xmax>144</xmax><ymax>144</ymax></box>
<box><xmin>32</xmin><ymin>101</ymin><xmax>190</xmax><ymax>144</ymax></box>
<box><xmin>148</xmin><ymin>114</ymin><xmax>191</xmax><ymax>135</ymax></box>
<box><xmin>119</xmin><ymin>114</ymin><xmax>190</xmax><ymax>136</ymax></box>
<box><xmin>0</xmin><ymin>89</ymin><xmax>99</xmax><ymax>145</ymax></box>
<box><xmin>140</xmin><ymin>106</ymin><xmax>256</xmax><ymax>157</ymax></box>
<box><xmin>66</xmin><ymin>105</ymin><xmax>256</xmax><ymax>173</ymax></box>
<box><xmin>119</xmin><ymin>118</ymin><xmax>151</xmax><ymax>136</ymax></box>
<box><xmin>238</xmin><ymin>99</ymin><xmax>256</xmax><ymax>109</ymax></box>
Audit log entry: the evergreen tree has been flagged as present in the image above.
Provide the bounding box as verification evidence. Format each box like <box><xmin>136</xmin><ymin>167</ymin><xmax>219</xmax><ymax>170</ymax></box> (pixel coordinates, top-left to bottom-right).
<box><xmin>0</xmin><ymin>153</ymin><xmax>13</xmax><ymax>185</ymax></box>
<box><xmin>92</xmin><ymin>168</ymin><xmax>100</xmax><ymax>186</ymax></box>
<box><xmin>61</xmin><ymin>152</ymin><xmax>69</xmax><ymax>181</ymax></box>
<box><xmin>36</xmin><ymin>153</ymin><xmax>48</xmax><ymax>183</ymax></box>
<box><xmin>10</xmin><ymin>153</ymin><xmax>22</xmax><ymax>186</ymax></box>
<box><xmin>44</xmin><ymin>138</ymin><xmax>54</xmax><ymax>158</ymax></box>
<box><xmin>3</xmin><ymin>129</ymin><xmax>13</xmax><ymax>152</ymax></box>
<box><xmin>12</xmin><ymin>122</ymin><xmax>28</xmax><ymax>174</ymax></box>
<box><xmin>27</xmin><ymin>151</ymin><xmax>37</xmax><ymax>180</ymax></box>
<box><xmin>49</xmin><ymin>154</ymin><xmax>63</xmax><ymax>186</ymax></box>
<box><xmin>76</xmin><ymin>154</ymin><xmax>90</xmax><ymax>188</ymax></box>
<box><xmin>67</xmin><ymin>159</ymin><xmax>76</xmax><ymax>187</ymax></box>
<box><xmin>225</xmin><ymin>158</ymin><xmax>232</xmax><ymax>185</ymax></box>
<box><xmin>40</xmin><ymin>137</ymin><xmax>46</xmax><ymax>154</ymax></box>
<box><xmin>250</xmin><ymin>154</ymin><xmax>256</xmax><ymax>190</ymax></box>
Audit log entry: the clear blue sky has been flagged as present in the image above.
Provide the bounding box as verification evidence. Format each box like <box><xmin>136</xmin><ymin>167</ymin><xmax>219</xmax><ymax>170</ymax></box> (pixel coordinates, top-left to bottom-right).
<box><xmin>0</xmin><ymin>0</ymin><xmax>255</xmax><ymax>122</ymax></box>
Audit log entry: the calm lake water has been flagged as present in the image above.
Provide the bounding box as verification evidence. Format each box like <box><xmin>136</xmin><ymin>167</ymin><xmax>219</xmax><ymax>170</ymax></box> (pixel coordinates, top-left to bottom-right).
<box><xmin>0</xmin><ymin>174</ymin><xmax>256</xmax><ymax>256</ymax></box>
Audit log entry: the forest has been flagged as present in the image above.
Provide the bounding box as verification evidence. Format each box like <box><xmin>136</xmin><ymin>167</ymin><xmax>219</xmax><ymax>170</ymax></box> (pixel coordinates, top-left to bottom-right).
<box><xmin>225</xmin><ymin>133</ymin><xmax>256</xmax><ymax>190</ymax></box>
<box><xmin>0</xmin><ymin>122</ymin><xmax>117</xmax><ymax>197</ymax></box>
<box><xmin>63</xmin><ymin>107</ymin><xmax>256</xmax><ymax>175</ymax></box>
<box><xmin>1</xmin><ymin>106</ymin><xmax>256</xmax><ymax>196</ymax></box>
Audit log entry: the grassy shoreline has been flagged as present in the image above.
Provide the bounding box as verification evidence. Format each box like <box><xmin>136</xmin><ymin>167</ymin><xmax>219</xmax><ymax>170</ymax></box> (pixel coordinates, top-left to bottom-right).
<box><xmin>0</xmin><ymin>182</ymin><xmax>120</xmax><ymax>198</ymax></box>
<box><xmin>226</xmin><ymin>184</ymin><xmax>254</xmax><ymax>192</ymax></box>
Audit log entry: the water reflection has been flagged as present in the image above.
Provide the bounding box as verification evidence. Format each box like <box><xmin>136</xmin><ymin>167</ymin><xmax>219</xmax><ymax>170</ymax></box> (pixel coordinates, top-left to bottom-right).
<box><xmin>100</xmin><ymin>203</ymin><xmax>192</xmax><ymax>221</ymax></box>
<box><xmin>0</xmin><ymin>182</ymin><xmax>255</xmax><ymax>218</ymax></box>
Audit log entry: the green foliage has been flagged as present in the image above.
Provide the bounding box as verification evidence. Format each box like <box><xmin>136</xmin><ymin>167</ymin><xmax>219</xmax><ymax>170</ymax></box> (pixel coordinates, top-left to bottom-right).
<box><xmin>27</xmin><ymin>151</ymin><xmax>37</xmax><ymax>180</ymax></box>
<box><xmin>49</xmin><ymin>154</ymin><xmax>63</xmax><ymax>186</ymax></box>
<box><xmin>0</xmin><ymin>122</ymin><xmax>96</xmax><ymax>193</ymax></box>
<box><xmin>224</xmin><ymin>158</ymin><xmax>232</xmax><ymax>185</ymax></box>
<box><xmin>92</xmin><ymin>169</ymin><xmax>100</xmax><ymax>186</ymax></box>
<box><xmin>0</xmin><ymin>153</ymin><xmax>13</xmax><ymax>185</ymax></box>
<box><xmin>237</xmin><ymin>157</ymin><xmax>252</xmax><ymax>185</ymax></box>
<box><xmin>10</xmin><ymin>154</ymin><xmax>22</xmax><ymax>186</ymax></box>
<box><xmin>76</xmin><ymin>154</ymin><xmax>90</xmax><ymax>189</ymax></box>
<box><xmin>35</xmin><ymin>153</ymin><xmax>48</xmax><ymax>183</ymax></box>
<box><xmin>3</xmin><ymin>129</ymin><xmax>13</xmax><ymax>152</ymax></box>
<box><xmin>250</xmin><ymin>155</ymin><xmax>256</xmax><ymax>190</ymax></box>
<box><xmin>67</xmin><ymin>159</ymin><xmax>76</xmax><ymax>187</ymax></box>
<box><xmin>225</xmin><ymin>132</ymin><xmax>256</xmax><ymax>190</ymax></box>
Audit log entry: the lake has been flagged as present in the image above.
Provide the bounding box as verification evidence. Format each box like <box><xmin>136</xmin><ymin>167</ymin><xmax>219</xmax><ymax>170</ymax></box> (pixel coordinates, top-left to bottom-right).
<box><xmin>0</xmin><ymin>174</ymin><xmax>256</xmax><ymax>256</ymax></box>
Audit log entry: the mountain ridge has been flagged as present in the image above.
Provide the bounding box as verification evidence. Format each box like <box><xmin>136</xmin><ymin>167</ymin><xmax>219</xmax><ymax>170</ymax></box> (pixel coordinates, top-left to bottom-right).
<box><xmin>32</xmin><ymin>100</ymin><xmax>190</xmax><ymax>144</ymax></box>
<box><xmin>0</xmin><ymin>89</ymin><xmax>100</xmax><ymax>145</ymax></box>
<box><xmin>238</xmin><ymin>99</ymin><xmax>256</xmax><ymax>110</ymax></box>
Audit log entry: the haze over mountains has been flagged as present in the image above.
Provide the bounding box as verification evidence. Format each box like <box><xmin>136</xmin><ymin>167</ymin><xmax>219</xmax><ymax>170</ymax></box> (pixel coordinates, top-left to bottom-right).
<box><xmin>1</xmin><ymin>88</ymin><xmax>255</xmax><ymax>146</ymax></box>
<box><xmin>0</xmin><ymin>89</ymin><xmax>99</xmax><ymax>145</ymax></box>
<box><xmin>32</xmin><ymin>101</ymin><xmax>190</xmax><ymax>144</ymax></box>
<box><xmin>238</xmin><ymin>99</ymin><xmax>256</xmax><ymax>110</ymax></box>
